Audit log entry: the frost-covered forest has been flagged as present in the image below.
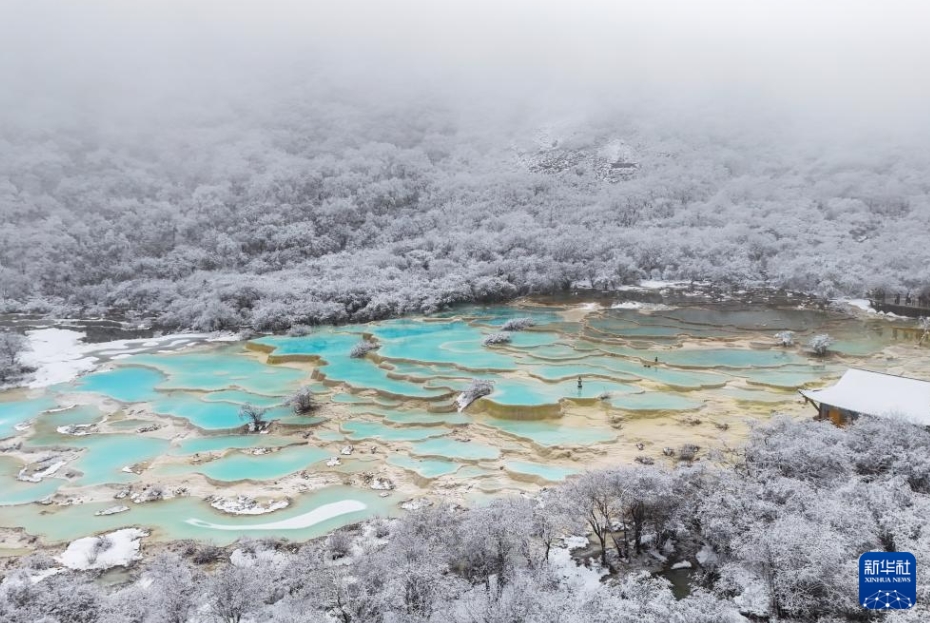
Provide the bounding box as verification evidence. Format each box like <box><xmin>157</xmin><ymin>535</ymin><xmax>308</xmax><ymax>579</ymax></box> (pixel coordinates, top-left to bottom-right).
<box><xmin>3</xmin><ymin>2</ymin><xmax>930</xmax><ymax>331</ymax></box>
<box><xmin>3</xmin><ymin>416</ymin><xmax>929</xmax><ymax>622</ymax></box>
<box><xmin>3</xmin><ymin>86</ymin><xmax>930</xmax><ymax>331</ymax></box>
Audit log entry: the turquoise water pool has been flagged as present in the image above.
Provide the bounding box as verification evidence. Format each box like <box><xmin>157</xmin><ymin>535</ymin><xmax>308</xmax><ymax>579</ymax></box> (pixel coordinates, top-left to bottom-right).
<box><xmin>0</xmin><ymin>395</ymin><xmax>63</xmax><ymax>439</ymax></box>
<box><xmin>388</xmin><ymin>455</ymin><xmax>461</xmax><ymax>478</ymax></box>
<box><xmin>504</xmin><ymin>460</ymin><xmax>579</xmax><ymax>481</ymax></box>
<box><xmin>410</xmin><ymin>438</ymin><xmax>500</xmax><ymax>461</ymax></box>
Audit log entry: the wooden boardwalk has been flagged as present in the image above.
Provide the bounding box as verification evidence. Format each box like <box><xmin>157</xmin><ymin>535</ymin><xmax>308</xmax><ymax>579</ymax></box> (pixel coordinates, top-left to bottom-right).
<box><xmin>869</xmin><ymin>293</ymin><xmax>930</xmax><ymax>318</ymax></box>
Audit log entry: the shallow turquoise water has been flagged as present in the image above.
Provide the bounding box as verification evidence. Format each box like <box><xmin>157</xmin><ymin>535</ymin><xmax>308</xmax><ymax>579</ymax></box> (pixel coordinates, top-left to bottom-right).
<box><xmin>657</xmin><ymin>348</ymin><xmax>807</xmax><ymax>369</ymax></box>
<box><xmin>372</xmin><ymin>322</ymin><xmax>518</xmax><ymax>371</ymax></box>
<box><xmin>410</xmin><ymin>438</ymin><xmax>500</xmax><ymax>461</ymax></box>
<box><xmin>155</xmin><ymin>444</ymin><xmax>330</xmax><ymax>482</ymax></box>
<box><xmin>68</xmin><ymin>435</ymin><xmax>171</xmax><ymax>486</ymax></box>
<box><xmin>26</xmin><ymin>404</ymin><xmax>106</xmax><ymax>446</ymax></box>
<box><xmin>380</xmin><ymin>410</ymin><xmax>472</xmax><ymax>426</ymax></box>
<box><xmin>712</xmin><ymin>387</ymin><xmax>796</xmax><ymax>403</ymax></box>
<box><xmin>483</xmin><ymin>418</ymin><xmax>617</xmax><ymax>447</ymax></box>
<box><xmin>503</xmin><ymin>331</ymin><xmax>563</xmax><ymax>348</ymax></box>
<box><xmin>656</xmin><ymin>307</ymin><xmax>828</xmax><ymax>332</ymax></box>
<box><xmin>172</xmin><ymin>435</ymin><xmax>297</xmax><ymax>455</ymax></box>
<box><xmin>255</xmin><ymin>332</ymin><xmax>451</xmax><ymax>398</ymax></box>
<box><xmin>388</xmin><ymin>455</ymin><xmax>461</xmax><ymax>478</ymax></box>
<box><xmin>0</xmin><ymin>395</ymin><xmax>61</xmax><ymax>439</ymax></box>
<box><xmin>523</xmin><ymin>363</ymin><xmax>639</xmax><ymax>382</ymax></box>
<box><xmin>130</xmin><ymin>348</ymin><xmax>306</xmax><ymax>395</ymax></box>
<box><xmin>504</xmin><ymin>460</ymin><xmax>579</xmax><ymax>481</ymax></box>
<box><xmin>0</xmin><ymin>486</ymin><xmax>395</xmax><ymax>544</ymax></box>
<box><xmin>487</xmin><ymin>377</ymin><xmax>640</xmax><ymax>406</ymax></box>
<box><xmin>202</xmin><ymin>390</ymin><xmax>288</xmax><ymax>408</ymax></box>
<box><xmin>341</xmin><ymin>420</ymin><xmax>452</xmax><ymax>442</ymax></box>
<box><xmin>151</xmin><ymin>394</ymin><xmax>295</xmax><ymax>430</ymax></box>
<box><xmin>609</xmin><ymin>392</ymin><xmax>704</xmax><ymax>412</ymax></box>
<box><xmin>0</xmin><ymin>456</ymin><xmax>62</xmax><ymax>504</ymax></box>
<box><xmin>74</xmin><ymin>366</ymin><xmax>166</xmax><ymax>402</ymax></box>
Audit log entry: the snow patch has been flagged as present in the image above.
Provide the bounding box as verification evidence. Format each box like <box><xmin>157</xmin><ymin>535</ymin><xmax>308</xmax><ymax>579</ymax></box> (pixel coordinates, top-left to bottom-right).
<box><xmin>186</xmin><ymin>500</ymin><xmax>366</xmax><ymax>531</ymax></box>
<box><xmin>18</xmin><ymin>460</ymin><xmax>67</xmax><ymax>483</ymax></box>
<box><xmin>20</xmin><ymin>328</ymin><xmax>222</xmax><ymax>388</ymax></box>
<box><xmin>549</xmin><ymin>545</ymin><xmax>608</xmax><ymax>592</ymax></box>
<box><xmin>209</xmin><ymin>495</ymin><xmax>290</xmax><ymax>515</ymax></box>
<box><xmin>57</xmin><ymin>528</ymin><xmax>148</xmax><ymax>571</ymax></box>
<box><xmin>696</xmin><ymin>544</ymin><xmax>718</xmax><ymax>566</ymax></box>
<box><xmin>21</xmin><ymin>328</ymin><xmax>98</xmax><ymax>388</ymax></box>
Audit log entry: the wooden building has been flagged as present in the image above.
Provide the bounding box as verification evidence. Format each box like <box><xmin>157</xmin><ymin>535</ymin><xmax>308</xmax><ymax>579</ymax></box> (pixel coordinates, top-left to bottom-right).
<box><xmin>799</xmin><ymin>368</ymin><xmax>930</xmax><ymax>426</ymax></box>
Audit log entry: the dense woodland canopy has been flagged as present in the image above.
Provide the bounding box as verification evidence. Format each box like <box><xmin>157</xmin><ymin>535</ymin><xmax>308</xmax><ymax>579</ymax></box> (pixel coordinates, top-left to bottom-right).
<box><xmin>3</xmin><ymin>416</ymin><xmax>929</xmax><ymax>622</ymax></box>
<box><xmin>2</xmin><ymin>68</ymin><xmax>930</xmax><ymax>330</ymax></box>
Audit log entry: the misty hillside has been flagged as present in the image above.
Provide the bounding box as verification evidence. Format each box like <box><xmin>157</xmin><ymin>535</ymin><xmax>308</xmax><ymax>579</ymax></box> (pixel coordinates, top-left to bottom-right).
<box><xmin>2</xmin><ymin>93</ymin><xmax>928</xmax><ymax>330</ymax></box>
<box><xmin>1</xmin><ymin>2</ymin><xmax>929</xmax><ymax>330</ymax></box>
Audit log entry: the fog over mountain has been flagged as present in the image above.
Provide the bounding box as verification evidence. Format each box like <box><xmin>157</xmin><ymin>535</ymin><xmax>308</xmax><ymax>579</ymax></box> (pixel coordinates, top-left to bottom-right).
<box><xmin>2</xmin><ymin>1</ymin><xmax>929</xmax><ymax>328</ymax></box>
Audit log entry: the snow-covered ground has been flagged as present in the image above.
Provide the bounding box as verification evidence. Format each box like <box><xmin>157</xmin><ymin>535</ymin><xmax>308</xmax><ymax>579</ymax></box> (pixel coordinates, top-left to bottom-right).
<box><xmin>57</xmin><ymin>528</ymin><xmax>148</xmax><ymax>571</ymax></box>
<box><xmin>19</xmin><ymin>327</ymin><xmax>239</xmax><ymax>388</ymax></box>
<box><xmin>548</xmin><ymin>536</ymin><xmax>608</xmax><ymax>591</ymax></box>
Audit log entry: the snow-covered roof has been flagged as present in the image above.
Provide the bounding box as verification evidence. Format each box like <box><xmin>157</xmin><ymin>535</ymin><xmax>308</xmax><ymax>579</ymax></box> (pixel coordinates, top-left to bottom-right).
<box><xmin>800</xmin><ymin>368</ymin><xmax>930</xmax><ymax>426</ymax></box>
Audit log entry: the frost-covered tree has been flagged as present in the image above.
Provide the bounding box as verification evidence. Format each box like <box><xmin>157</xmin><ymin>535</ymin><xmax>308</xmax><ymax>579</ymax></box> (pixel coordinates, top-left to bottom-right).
<box><xmin>287</xmin><ymin>387</ymin><xmax>317</xmax><ymax>415</ymax></box>
<box><xmin>808</xmin><ymin>333</ymin><xmax>834</xmax><ymax>356</ymax></box>
<box><xmin>456</xmin><ymin>379</ymin><xmax>495</xmax><ymax>411</ymax></box>
<box><xmin>239</xmin><ymin>403</ymin><xmax>269</xmax><ymax>433</ymax></box>
<box><xmin>0</xmin><ymin>330</ymin><xmax>30</xmax><ymax>382</ymax></box>
<box><xmin>349</xmin><ymin>340</ymin><xmax>378</xmax><ymax>358</ymax></box>
<box><xmin>773</xmin><ymin>330</ymin><xmax>794</xmax><ymax>346</ymax></box>
<box><xmin>144</xmin><ymin>553</ymin><xmax>200</xmax><ymax>623</ymax></box>
<box><xmin>501</xmin><ymin>318</ymin><xmax>535</xmax><ymax>331</ymax></box>
<box><xmin>482</xmin><ymin>332</ymin><xmax>512</xmax><ymax>346</ymax></box>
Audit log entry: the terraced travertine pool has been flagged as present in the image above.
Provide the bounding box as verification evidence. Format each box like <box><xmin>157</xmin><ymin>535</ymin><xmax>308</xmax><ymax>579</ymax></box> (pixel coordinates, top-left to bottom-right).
<box><xmin>0</xmin><ymin>300</ymin><xmax>923</xmax><ymax>547</ymax></box>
